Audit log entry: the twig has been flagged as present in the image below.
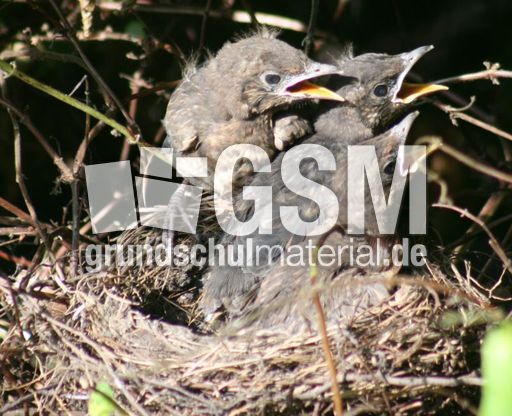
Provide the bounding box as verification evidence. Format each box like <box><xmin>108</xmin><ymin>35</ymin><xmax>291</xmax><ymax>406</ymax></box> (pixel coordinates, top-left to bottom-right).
<box><xmin>433</xmin><ymin>203</ymin><xmax>512</xmax><ymax>277</ymax></box>
<box><xmin>435</xmin><ymin>101</ymin><xmax>512</xmax><ymax>143</ymax></box>
<box><xmin>456</xmin><ymin>192</ymin><xmax>505</xmax><ymax>254</ymax></box>
<box><xmin>120</xmin><ymin>71</ymin><xmax>142</xmax><ymax>161</ymax></box>
<box><xmin>4</xmin><ymin>82</ymin><xmax>69</xmax><ymax>291</ymax></box>
<box><xmin>123</xmin><ymin>80</ymin><xmax>180</xmax><ymax>102</ymax></box>
<box><xmin>0</xmin><ymin>44</ymin><xmax>87</xmax><ymax>69</ymax></box>
<box><xmin>0</xmin><ymin>227</ymin><xmax>37</xmax><ymax>236</ymax></box>
<box><xmin>432</xmin><ymin>62</ymin><xmax>512</xmax><ymax>85</ymax></box>
<box><xmin>10</xmin><ymin>105</ymin><xmax>44</xmax><ymax>235</ymax></box>
<box><xmin>303</xmin><ymin>0</ymin><xmax>319</xmax><ymax>56</ymax></box>
<box><xmin>298</xmin><ymin>371</ymin><xmax>482</xmax><ymax>401</ymax></box>
<box><xmin>0</xmin><ymin>97</ymin><xmax>74</xmax><ymax>183</ymax></box>
<box><xmin>199</xmin><ymin>0</ymin><xmax>213</xmax><ymax>52</ymax></box>
<box><xmin>344</xmin><ymin>372</ymin><xmax>482</xmax><ymax>387</ymax></box>
<box><xmin>445</xmin><ymin>211</ymin><xmax>512</xmax><ymax>250</ymax></box>
<box><xmin>420</xmin><ymin>136</ymin><xmax>512</xmax><ymax>184</ymax></box>
<box><xmin>239</xmin><ymin>0</ymin><xmax>259</xmax><ymax>26</ymax></box>
<box><xmin>98</xmin><ymin>2</ymin><xmax>308</xmax><ymax>32</ymax></box>
<box><xmin>0</xmin><ymin>197</ymin><xmax>38</xmax><ymax>227</ymax></box>
<box><xmin>48</xmin><ymin>0</ymin><xmax>141</xmax><ymax>140</ymax></box>
<box><xmin>333</xmin><ymin>0</ymin><xmax>350</xmax><ymax>22</ymax></box>
<box><xmin>310</xmin><ymin>225</ymin><xmax>346</xmax><ymax>416</ymax></box>
<box><xmin>440</xmin><ymin>142</ymin><xmax>512</xmax><ymax>183</ymax></box>
<box><xmin>69</xmin><ymin>76</ymin><xmax>92</xmax><ymax>277</ymax></box>
<box><xmin>0</xmin><ymin>249</ymin><xmax>33</xmax><ymax>268</ymax></box>
<box><xmin>233</xmin><ymin>11</ymin><xmax>308</xmax><ymax>32</ymax></box>
<box><xmin>0</xmin><ymin>59</ymin><xmax>137</xmax><ymax>143</ymax></box>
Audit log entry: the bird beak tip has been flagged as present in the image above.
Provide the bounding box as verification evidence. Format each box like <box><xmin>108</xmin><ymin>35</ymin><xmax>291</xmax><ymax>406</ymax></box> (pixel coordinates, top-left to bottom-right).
<box><xmin>284</xmin><ymin>80</ymin><xmax>345</xmax><ymax>102</ymax></box>
<box><xmin>394</xmin><ymin>82</ymin><xmax>448</xmax><ymax>104</ymax></box>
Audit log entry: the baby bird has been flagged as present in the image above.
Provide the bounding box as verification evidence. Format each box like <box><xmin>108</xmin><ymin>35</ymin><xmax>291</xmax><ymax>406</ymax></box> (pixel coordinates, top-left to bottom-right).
<box><xmin>163</xmin><ymin>30</ymin><xmax>345</xmax><ymax>196</ymax></box>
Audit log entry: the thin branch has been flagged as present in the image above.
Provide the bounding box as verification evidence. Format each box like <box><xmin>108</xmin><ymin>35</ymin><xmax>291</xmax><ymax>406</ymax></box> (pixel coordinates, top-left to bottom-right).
<box><xmin>199</xmin><ymin>0</ymin><xmax>213</xmax><ymax>52</ymax></box>
<box><xmin>0</xmin><ymin>97</ymin><xmax>73</xmax><ymax>183</ymax></box>
<box><xmin>4</xmin><ymin>83</ymin><xmax>69</xmax><ymax>291</ymax></box>
<box><xmin>0</xmin><ymin>197</ymin><xmax>38</xmax><ymax>227</ymax></box>
<box><xmin>344</xmin><ymin>372</ymin><xmax>482</xmax><ymax>387</ymax></box>
<box><xmin>239</xmin><ymin>0</ymin><xmax>259</xmax><ymax>26</ymax></box>
<box><xmin>433</xmin><ymin>203</ymin><xmax>512</xmax><ymax>277</ymax></box>
<box><xmin>98</xmin><ymin>2</ymin><xmax>309</xmax><ymax>32</ymax></box>
<box><xmin>440</xmin><ymin>142</ymin><xmax>512</xmax><ymax>183</ymax></box>
<box><xmin>436</xmin><ymin>101</ymin><xmax>512</xmax><ymax>143</ymax></box>
<box><xmin>0</xmin><ymin>59</ymin><xmax>137</xmax><ymax>144</ymax></box>
<box><xmin>303</xmin><ymin>0</ymin><xmax>319</xmax><ymax>56</ymax></box>
<box><xmin>120</xmin><ymin>71</ymin><xmax>142</xmax><ymax>161</ymax></box>
<box><xmin>0</xmin><ymin>44</ymin><xmax>87</xmax><ymax>69</ymax></box>
<box><xmin>310</xmin><ymin>225</ymin><xmax>346</xmax><ymax>416</ymax></box>
<box><xmin>420</xmin><ymin>136</ymin><xmax>512</xmax><ymax>184</ymax></box>
<box><xmin>432</xmin><ymin>62</ymin><xmax>512</xmax><ymax>85</ymax></box>
<box><xmin>456</xmin><ymin>192</ymin><xmax>505</xmax><ymax>254</ymax></box>
<box><xmin>0</xmin><ymin>227</ymin><xmax>37</xmax><ymax>236</ymax></box>
<box><xmin>48</xmin><ymin>0</ymin><xmax>141</xmax><ymax>139</ymax></box>
<box><xmin>0</xmin><ymin>249</ymin><xmax>33</xmax><ymax>268</ymax></box>
<box><xmin>333</xmin><ymin>0</ymin><xmax>350</xmax><ymax>22</ymax></box>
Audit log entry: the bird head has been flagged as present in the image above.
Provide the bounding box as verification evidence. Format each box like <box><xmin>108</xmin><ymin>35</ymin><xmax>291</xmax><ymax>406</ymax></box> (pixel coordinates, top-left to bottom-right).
<box><xmin>208</xmin><ymin>36</ymin><xmax>345</xmax><ymax>118</ymax></box>
<box><xmin>334</xmin><ymin>46</ymin><xmax>447</xmax><ymax>130</ymax></box>
<box><xmin>354</xmin><ymin>111</ymin><xmax>420</xmax><ymax>235</ymax></box>
<box><xmin>364</xmin><ymin>111</ymin><xmax>420</xmax><ymax>178</ymax></box>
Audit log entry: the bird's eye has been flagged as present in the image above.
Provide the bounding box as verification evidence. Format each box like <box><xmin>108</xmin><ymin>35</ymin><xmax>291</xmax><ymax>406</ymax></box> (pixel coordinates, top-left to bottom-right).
<box><xmin>263</xmin><ymin>73</ymin><xmax>282</xmax><ymax>85</ymax></box>
<box><xmin>383</xmin><ymin>159</ymin><xmax>396</xmax><ymax>175</ymax></box>
<box><xmin>373</xmin><ymin>84</ymin><xmax>388</xmax><ymax>97</ymax></box>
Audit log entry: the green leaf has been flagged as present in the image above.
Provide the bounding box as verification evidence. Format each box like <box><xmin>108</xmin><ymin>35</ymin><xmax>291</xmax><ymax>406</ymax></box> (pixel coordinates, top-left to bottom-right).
<box><xmin>88</xmin><ymin>382</ymin><xmax>117</xmax><ymax>416</ymax></box>
<box><xmin>480</xmin><ymin>321</ymin><xmax>512</xmax><ymax>416</ymax></box>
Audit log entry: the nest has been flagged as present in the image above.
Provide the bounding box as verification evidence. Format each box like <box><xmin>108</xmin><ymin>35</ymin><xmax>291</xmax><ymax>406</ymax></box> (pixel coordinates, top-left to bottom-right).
<box><xmin>1</xmin><ymin>223</ymin><xmax>492</xmax><ymax>415</ymax></box>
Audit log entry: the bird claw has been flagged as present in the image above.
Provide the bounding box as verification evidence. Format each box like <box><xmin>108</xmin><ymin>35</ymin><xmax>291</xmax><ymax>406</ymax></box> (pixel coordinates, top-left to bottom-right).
<box><xmin>273</xmin><ymin>115</ymin><xmax>312</xmax><ymax>151</ymax></box>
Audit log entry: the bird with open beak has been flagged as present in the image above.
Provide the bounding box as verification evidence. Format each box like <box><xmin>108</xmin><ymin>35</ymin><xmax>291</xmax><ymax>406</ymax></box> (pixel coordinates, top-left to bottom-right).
<box><xmin>201</xmin><ymin>112</ymin><xmax>419</xmax><ymax>323</ymax></box>
<box><xmin>311</xmin><ymin>45</ymin><xmax>447</xmax><ymax>142</ymax></box>
<box><xmin>163</xmin><ymin>30</ymin><xmax>345</xmax><ymax>196</ymax></box>
<box><xmin>200</xmin><ymin>46</ymin><xmax>447</xmax><ymax>323</ymax></box>
<box><xmin>229</xmin><ymin>113</ymin><xmax>420</xmax><ymax>331</ymax></box>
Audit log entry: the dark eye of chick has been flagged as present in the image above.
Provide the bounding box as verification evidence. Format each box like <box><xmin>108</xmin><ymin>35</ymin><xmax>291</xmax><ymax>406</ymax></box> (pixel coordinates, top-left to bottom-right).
<box><xmin>264</xmin><ymin>73</ymin><xmax>282</xmax><ymax>85</ymax></box>
<box><xmin>373</xmin><ymin>84</ymin><xmax>388</xmax><ymax>97</ymax></box>
<box><xmin>383</xmin><ymin>159</ymin><xmax>396</xmax><ymax>175</ymax></box>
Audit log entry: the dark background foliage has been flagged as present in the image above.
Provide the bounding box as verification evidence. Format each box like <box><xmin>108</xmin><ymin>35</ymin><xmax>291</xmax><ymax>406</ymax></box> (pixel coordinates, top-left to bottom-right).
<box><xmin>0</xmin><ymin>0</ymin><xmax>511</xmax><ymax>288</ymax></box>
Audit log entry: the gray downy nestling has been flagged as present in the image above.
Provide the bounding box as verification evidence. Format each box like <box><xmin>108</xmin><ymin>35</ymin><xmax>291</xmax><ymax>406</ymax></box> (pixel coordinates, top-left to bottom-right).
<box><xmin>163</xmin><ymin>30</ymin><xmax>346</xmax><ymax>196</ymax></box>
<box><xmin>199</xmin><ymin>45</ymin><xmax>446</xmax><ymax>323</ymax></box>
<box><xmin>230</xmin><ymin>112</ymin><xmax>421</xmax><ymax>332</ymax></box>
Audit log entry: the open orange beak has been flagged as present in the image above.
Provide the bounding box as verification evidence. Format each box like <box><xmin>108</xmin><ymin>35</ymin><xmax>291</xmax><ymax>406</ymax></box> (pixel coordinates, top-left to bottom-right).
<box><xmin>285</xmin><ymin>80</ymin><xmax>345</xmax><ymax>102</ymax></box>
<box><xmin>396</xmin><ymin>82</ymin><xmax>448</xmax><ymax>104</ymax></box>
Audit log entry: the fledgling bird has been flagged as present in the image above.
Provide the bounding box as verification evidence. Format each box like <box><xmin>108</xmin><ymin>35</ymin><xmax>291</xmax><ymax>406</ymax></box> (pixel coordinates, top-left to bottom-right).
<box><xmin>309</xmin><ymin>45</ymin><xmax>446</xmax><ymax>142</ymax></box>
<box><xmin>200</xmin><ymin>46</ymin><xmax>446</xmax><ymax>321</ymax></box>
<box><xmin>229</xmin><ymin>113</ymin><xmax>418</xmax><ymax>331</ymax></box>
<box><xmin>203</xmin><ymin>112</ymin><xmax>418</xmax><ymax>322</ymax></box>
<box><xmin>163</xmin><ymin>30</ymin><xmax>345</xmax><ymax>196</ymax></box>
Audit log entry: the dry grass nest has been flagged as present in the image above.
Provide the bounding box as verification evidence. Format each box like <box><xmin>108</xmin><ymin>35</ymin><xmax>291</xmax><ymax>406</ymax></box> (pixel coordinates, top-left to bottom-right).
<box><xmin>0</xmin><ymin>226</ymin><xmax>497</xmax><ymax>415</ymax></box>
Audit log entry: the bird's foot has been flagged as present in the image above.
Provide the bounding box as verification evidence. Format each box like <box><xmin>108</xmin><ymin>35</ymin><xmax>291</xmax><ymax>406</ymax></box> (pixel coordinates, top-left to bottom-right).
<box><xmin>273</xmin><ymin>115</ymin><xmax>312</xmax><ymax>151</ymax></box>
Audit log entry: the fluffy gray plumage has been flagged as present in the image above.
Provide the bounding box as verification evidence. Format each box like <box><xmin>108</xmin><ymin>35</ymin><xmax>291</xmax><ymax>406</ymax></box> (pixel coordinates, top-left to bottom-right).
<box><xmin>201</xmin><ymin>114</ymin><xmax>416</xmax><ymax>321</ymax></box>
<box><xmin>163</xmin><ymin>32</ymin><xmax>342</xmax><ymax>193</ymax></box>
<box><xmin>199</xmin><ymin>47</ymin><xmax>435</xmax><ymax>323</ymax></box>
